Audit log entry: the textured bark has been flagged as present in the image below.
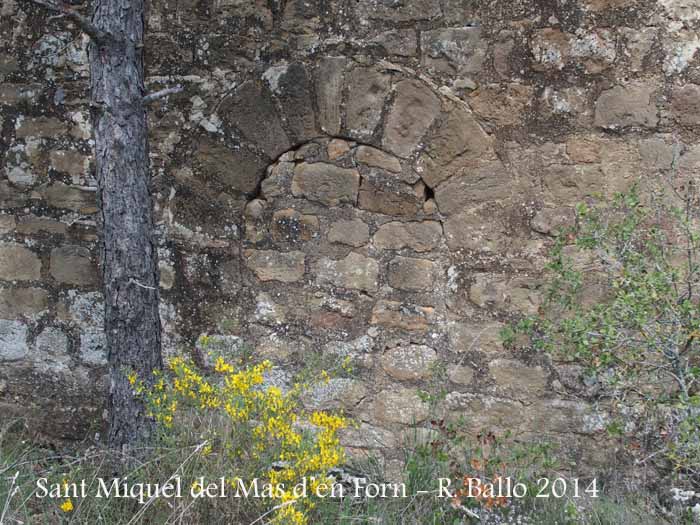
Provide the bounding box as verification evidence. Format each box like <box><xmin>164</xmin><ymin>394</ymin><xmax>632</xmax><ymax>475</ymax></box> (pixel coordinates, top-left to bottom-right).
<box><xmin>89</xmin><ymin>0</ymin><xmax>163</xmax><ymax>447</ymax></box>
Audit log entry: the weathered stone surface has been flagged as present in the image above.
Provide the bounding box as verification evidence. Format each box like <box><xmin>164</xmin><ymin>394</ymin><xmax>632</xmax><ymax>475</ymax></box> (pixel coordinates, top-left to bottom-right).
<box><xmin>244</xmin><ymin>250</ymin><xmax>305</xmax><ymax>283</ymax></box>
<box><xmin>387</xmin><ymin>256</ymin><xmax>439</xmax><ymax>292</ymax></box>
<box><xmin>382</xmin><ymin>80</ymin><xmax>441</xmax><ymax>158</ymax></box>
<box><xmin>79</xmin><ymin>329</ymin><xmax>108</xmax><ymax>366</ymax></box>
<box><xmin>380</xmin><ymin>344</ymin><xmax>437</xmax><ymax>380</ymax></box>
<box><xmin>316</xmin><ymin>57</ymin><xmax>347</xmax><ymax>135</ymax></box>
<box><xmin>327</xmin><ymin>139</ymin><xmax>351</xmax><ymax>160</ymax></box>
<box><xmin>315</xmin><ymin>252</ymin><xmax>379</xmax><ymax>292</ymax></box>
<box><xmin>0</xmin><ymin>83</ymin><xmax>41</xmax><ymax>105</ymax></box>
<box><xmin>0</xmin><ymin>320</ymin><xmax>28</xmax><ymax>360</ymax></box>
<box><xmin>273</xmin><ymin>63</ymin><xmax>318</xmax><ymax>143</ymax></box>
<box><xmin>371</xmin><ymin>29</ymin><xmax>418</xmax><ymax>57</ymax></box>
<box><xmin>421</xmin><ymin>27</ymin><xmax>487</xmax><ymax>75</ymax></box>
<box><xmin>196</xmin><ymin>140</ymin><xmax>265</xmax><ymax>195</ymax></box>
<box><xmin>32</xmin><ymin>327</ymin><xmax>71</xmax><ymax>372</ymax></box>
<box><xmin>0</xmin><ymin>287</ymin><xmax>49</xmax><ymax>318</ymax></box>
<box><xmin>339</xmin><ymin>423</ymin><xmax>397</xmax><ymax>449</ymax></box>
<box><xmin>291</xmin><ymin>163</ymin><xmax>360</xmax><ymax>206</ymax></box>
<box><xmin>0</xmin><ymin>215</ymin><xmax>16</xmax><ymax>234</ymax></box>
<box><xmin>469</xmin><ymin>84</ymin><xmax>533</xmax><ymax>126</ymax></box>
<box><xmin>434</xmin><ymin>161</ymin><xmax>511</xmax><ymax>215</ymax></box>
<box><xmin>41</xmin><ymin>182</ymin><xmax>97</xmax><ymax>212</ymax></box>
<box><xmin>443</xmin><ymin>209</ymin><xmax>507</xmax><ymax>252</ymax></box>
<box><xmin>416</xmin><ymin>105</ymin><xmax>495</xmax><ymax>188</ymax></box>
<box><xmin>327</xmin><ymin>219</ymin><xmax>370</xmax><ymax>247</ymax></box>
<box><xmin>671</xmin><ymin>83</ymin><xmax>700</xmax><ymax>126</ymax></box>
<box><xmin>305</xmin><ymin>378</ymin><xmax>367</xmax><ymax>410</ymax></box>
<box><xmin>15</xmin><ymin>117</ymin><xmax>66</xmax><ymax>138</ymax></box>
<box><xmin>0</xmin><ymin>244</ymin><xmax>41</xmax><ymax>281</ymax></box>
<box><xmin>16</xmin><ymin>215</ymin><xmax>68</xmax><ymax>235</ymax></box>
<box><xmin>531</xmin><ymin>28</ymin><xmax>571</xmax><ymax>71</ymax></box>
<box><xmin>543</xmin><ymin>164</ymin><xmax>605</xmax><ymax>201</ymax></box>
<box><xmin>448</xmin><ymin>321</ymin><xmax>505</xmax><ymax>354</ymax></box>
<box><xmin>358</xmin><ymin>178</ymin><xmax>423</xmax><ymax>216</ymax></box>
<box><xmin>370</xmin><ymin>387</ymin><xmax>430</xmax><ymax>425</ymax></box>
<box><xmin>0</xmin><ymin>181</ymin><xmax>28</xmax><ymax>208</ymax></box>
<box><xmin>373</xmin><ymin>221</ymin><xmax>442</xmax><ymax>252</ymax></box>
<box><xmin>220</xmin><ymin>81</ymin><xmax>290</xmax><ymax>158</ymax></box>
<box><xmin>355</xmin><ymin>0</ymin><xmax>441</xmax><ymax>21</ymax></box>
<box><xmin>50</xmin><ymin>246</ymin><xmax>97</xmax><ymax>286</ymax></box>
<box><xmin>345</xmin><ymin>68</ymin><xmax>391</xmax><ymax>141</ymax></box>
<box><xmin>490</xmin><ymin>359</ymin><xmax>548</xmax><ymax>396</ymax></box>
<box><xmin>49</xmin><ymin>150</ymin><xmax>89</xmax><ymax>178</ymax></box>
<box><xmin>594</xmin><ymin>83</ymin><xmax>658</xmax><ymax>129</ymax></box>
<box><xmin>271</xmin><ymin>209</ymin><xmax>319</xmax><ymax>242</ymax></box>
<box><xmin>355</xmin><ymin>146</ymin><xmax>402</xmax><ymax>173</ymax></box>
<box><xmin>469</xmin><ymin>274</ymin><xmax>541</xmax><ymax>315</ymax></box>
<box><xmin>370</xmin><ymin>300</ymin><xmax>435</xmax><ymax>331</ymax></box>
<box><xmin>531</xmin><ymin>206</ymin><xmax>575</xmax><ymax>235</ymax></box>
<box><xmin>447</xmin><ymin>364</ymin><xmax>475</xmax><ymax>385</ymax></box>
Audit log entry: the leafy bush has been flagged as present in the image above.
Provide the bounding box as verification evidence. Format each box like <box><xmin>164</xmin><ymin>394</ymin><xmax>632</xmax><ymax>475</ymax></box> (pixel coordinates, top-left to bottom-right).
<box><xmin>504</xmin><ymin>184</ymin><xmax>700</xmax><ymax>486</ymax></box>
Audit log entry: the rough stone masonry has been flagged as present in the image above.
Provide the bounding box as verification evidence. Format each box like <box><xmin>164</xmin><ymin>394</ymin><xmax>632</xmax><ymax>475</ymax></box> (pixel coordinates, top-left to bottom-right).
<box><xmin>1</xmin><ymin>0</ymin><xmax>700</xmax><ymax>474</ymax></box>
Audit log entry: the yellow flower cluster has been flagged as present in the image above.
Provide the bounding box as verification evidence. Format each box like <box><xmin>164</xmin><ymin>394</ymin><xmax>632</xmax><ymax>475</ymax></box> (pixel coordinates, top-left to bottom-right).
<box><xmin>142</xmin><ymin>354</ymin><xmax>347</xmax><ymax>525</ymax></box>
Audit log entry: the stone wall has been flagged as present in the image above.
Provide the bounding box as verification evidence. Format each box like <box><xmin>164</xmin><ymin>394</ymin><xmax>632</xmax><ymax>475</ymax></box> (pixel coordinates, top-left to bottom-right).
<box><xmin>1</xmin><ymin>0</ymin><xmax>700</xmax><ymax>468</ymax></box>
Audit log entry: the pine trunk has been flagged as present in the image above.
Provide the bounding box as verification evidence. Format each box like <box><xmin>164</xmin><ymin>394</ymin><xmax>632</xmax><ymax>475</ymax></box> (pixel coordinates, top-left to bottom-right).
<box><xmin>89</xmin><ymin>0</ymin><xmax>163</xmax><ymax>448</ymax></box>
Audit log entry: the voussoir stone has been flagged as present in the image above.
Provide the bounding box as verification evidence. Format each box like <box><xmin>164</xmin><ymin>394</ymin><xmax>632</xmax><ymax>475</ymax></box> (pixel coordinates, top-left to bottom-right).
<box><xmin>373</xmin><ymin>221</ymin><xmax>443</xmax><ymax>252</ymax></box>
<box><xmin>244</xmin><ymin>250</ymin><xmax>305</xmax><ymax>283</ymax></box>
<box><xmin>315</xmin><ymin>252</ymin><xmax>379</xmax><ymax>292</ymax></box>
<box><xmin>50</xmin><ymin>246</ymin><xmax>97</xmax><ymax>286</ymax></box>
<box><xmin>291</xmin><ymin>162</ymin><xmax>360</xmax><ymax>206</ymax></box>
<box><xmin>345</xmin><ymin>68</ymin><xmax>391</xmax><ymax>141</ymax></box>
<box><xmin>382</xmin><ymin>79</ymin><xmax>441</xmax><ymax>158</ymax></box>
<box><xmin>316</xmin><ymin>57</ymin><xmax>347</xmax><ymax>135</ymax></box>
<box><xmin>0</xmin><ymin>243</ymin><xmax>41</xmax><ymax>281</ymax></box>
<box><xmin>388</xmin><ymin>256</ymin><xmax>439</xmax><ymax>292</ymax></box>
<box><xmin>380</xmin><ymin>344</ymin><xmax>438</xmax><ymax>380</ymax></box>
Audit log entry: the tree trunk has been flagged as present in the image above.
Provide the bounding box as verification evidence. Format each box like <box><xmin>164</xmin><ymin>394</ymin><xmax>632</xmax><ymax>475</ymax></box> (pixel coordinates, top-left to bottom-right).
<box><xmin>89</xmin><ymin>0</ymin><xmax>163</xmax><ymax>448</ymax></box>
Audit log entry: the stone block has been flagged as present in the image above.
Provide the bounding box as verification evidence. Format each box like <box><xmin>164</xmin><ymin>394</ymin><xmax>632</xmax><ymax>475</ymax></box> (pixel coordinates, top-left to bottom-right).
<box><xmin>0</xmin><ymin>287</ymin><xmax>49</xmax><ymax>318</ymax></box>
<box><xmin>380</xmin><ymin>344</ymin><xmax>437</xmax><ymax>380</ymax></box>
<box><xmin>50</xmin><ymin>246</ymin><xmax>97</xmax><ymax>286</ymax></box>
<box><xmin>382</xmin><ymin>79</ymin><xmax>441</xmax><ymax>158</ymax></box>
<box><xmin>244</xmin><ymin>250</ymin><xmax>305</xmax><ymax>283</ymax></box>
<box><xmin>369</xmin><ymin>387</ymin><xmax>430</xmax><ymax>425</ymax></box>
<box><xmin>370</xmin><ymin>300</ymin><xmax>435</xmax><ymax>331</ymax></box>
<box><xmin>345</xmin><ymin>67</ymin><xmax>391</xmax><ymax>141</ymax></box>
<box><xmin>328</xmin><ymin>219</ymin><xmax>369</xmax><ymax>247</ymax></box>
<box><xmin>594</xmin><ymin>82</ymin><xmax>658</xmax><ymax>129</ymax></box>
<box><xmin>315</xmin><ymin>252</ymin><xmax>379</xmax><ymax>292</ymax></box>
<box><xmin>388</xmin><ymin>256</ymin><xmax>439</xmax><ymax>292</ymax></box>
<box><xmin>421</xmin><ymin>26</ymin><xmax>487</xmax><ymax>75</ymax></box>
<box><xmin>0</xmin><ymin>319</ymin><xmax>28</xmax><ymax>360</ymax></box>
<box><xmin>0</xmin><ymin>244</ymin><xmax>41</xmax><ymax>281</ymax></box>
<box><xmin>316</xmin><ymin>57</ymin><xmax>347</xmax><ymax>135</ymax></box>
<box><xmin>291</xmin><ymin>162</ymin><xmax>360</xmax><ymax>206</ymax></box>
<box><xmin>373</xmin><ymin>221</ymin><xmax>443</xmax><ymax>252</ymax></box>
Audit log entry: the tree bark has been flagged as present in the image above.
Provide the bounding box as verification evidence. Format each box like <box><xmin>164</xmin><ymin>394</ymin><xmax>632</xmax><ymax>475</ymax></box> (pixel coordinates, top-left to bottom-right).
<box><xmin>89</xmin><ymin>0</ymin><xmax>163</xmax><ymax>448</ymax></box>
